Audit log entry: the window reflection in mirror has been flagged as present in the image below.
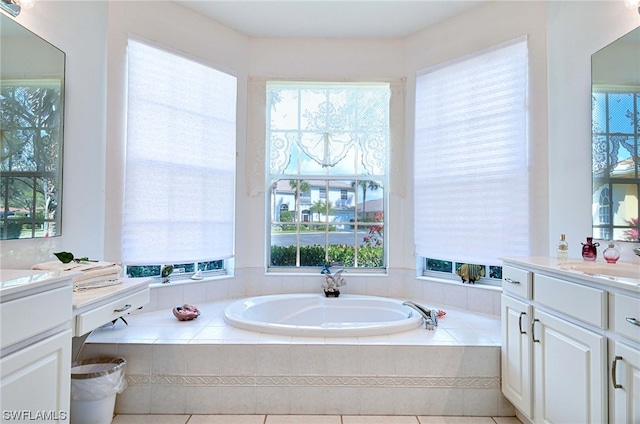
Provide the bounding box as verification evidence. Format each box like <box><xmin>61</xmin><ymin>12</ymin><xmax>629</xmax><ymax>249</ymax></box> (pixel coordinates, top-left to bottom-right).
<box><xmin>592</xmin><ymin>26</ymin><xmax>640</xmax><ymax>242</ymax></box>
<box><xmin>0</xmin><ymin>14</ymin><xmax>65</xmax><ymax>240</ymax></box>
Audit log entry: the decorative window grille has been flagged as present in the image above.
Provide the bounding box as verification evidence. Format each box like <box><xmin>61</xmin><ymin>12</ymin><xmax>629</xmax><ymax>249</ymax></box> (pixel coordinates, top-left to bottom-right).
<box><xmin>266</xmin><ymin>82</ymin><xmax>390</xmax><ymax>271</ymax></box>
<box><xmin>592</xmin><ymin>88</ymin><xmax>639</xmax><ymax>242</ymax></box>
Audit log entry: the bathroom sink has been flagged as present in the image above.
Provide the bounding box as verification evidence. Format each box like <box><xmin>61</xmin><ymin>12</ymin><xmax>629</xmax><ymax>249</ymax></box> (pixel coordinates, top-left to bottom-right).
<box><xmin>557</xmin><ymin>261</ymin><xmax>639</xmax><ymax>280</ymax></box>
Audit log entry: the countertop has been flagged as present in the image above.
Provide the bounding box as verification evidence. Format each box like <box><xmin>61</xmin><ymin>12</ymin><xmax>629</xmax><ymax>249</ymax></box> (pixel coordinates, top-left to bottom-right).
<box><xmin>501</xmin><ymin>256</ymin><xmax>640</xmax><ymax>293</ymax></box>
<box><xmin>72</xmin><ymin>277</ymin><xmax>151</xmax><ymax>312</ymax></box>
<box><xmin>0</xmin><ymin>269</ymin><xmax>79</xmax><ymax>299</ymax></box>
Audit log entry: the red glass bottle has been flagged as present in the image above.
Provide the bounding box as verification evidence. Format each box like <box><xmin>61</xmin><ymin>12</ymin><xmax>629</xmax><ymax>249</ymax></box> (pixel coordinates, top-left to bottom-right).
<box><xmin>581</xmin><ymin>237</ymin><xmax>599</xmax><ymax>261</ymax></box>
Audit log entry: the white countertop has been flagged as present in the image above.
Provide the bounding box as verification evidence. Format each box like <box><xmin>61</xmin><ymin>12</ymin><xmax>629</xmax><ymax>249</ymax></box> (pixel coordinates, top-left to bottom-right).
<box><xmin>73</xmin><ymin>277</ymin><xmax>150</xmax><ymax>312</ymax></box>
<box><xmin>501</xmin><ymin>256</ymin><xmax>640</xmax><ymax>293</ymax></box>
<box><xmin>0</xmin><ymin>269</ymin><xmax>79</xmax><ymax>298</ymax></box>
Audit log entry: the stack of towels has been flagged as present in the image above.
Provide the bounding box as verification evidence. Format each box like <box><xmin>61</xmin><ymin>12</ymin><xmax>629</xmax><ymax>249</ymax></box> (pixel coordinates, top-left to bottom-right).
<box><xmin>32</xmin><ymin>260</ymin><xmax>122</xmax><ymax>291</ymax></box>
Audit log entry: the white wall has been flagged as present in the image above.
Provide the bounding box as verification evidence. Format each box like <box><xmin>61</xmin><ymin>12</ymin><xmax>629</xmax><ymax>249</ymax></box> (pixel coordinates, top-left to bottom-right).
<box><xmin>546</xmin><ymin>1</ymin><xmax>639</xmax><ymax>260</ymax></box>
<box><xmin>404</xmin><ymin>0</ymin><xmax>549</xmax><ymax>263</ymax></box>
<box><xmin>2</xmin><ymin>0</ymin><xmax>638</xmax><ymax>276</ymax></box>
<box><xmin>103</xmin><ymin>0</ymin><xmax>250</xmax><ymax>262</ymax></box>
<box><xmin>0</xmin><ymin>1</ymin><xmax>107</xmax><ymax>268</ymax></box>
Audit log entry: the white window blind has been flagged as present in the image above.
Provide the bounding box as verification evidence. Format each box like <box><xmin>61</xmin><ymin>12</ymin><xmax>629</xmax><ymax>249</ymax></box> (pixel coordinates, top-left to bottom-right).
<box><xmin>414</xmin><ymin>37</ymin><xmax>529</xmax><ymax>265</ymax></box>
<box><xmin>123</xmin><ymin>38</ymin><xmax>237</xmax><ymax>265</ymax></box>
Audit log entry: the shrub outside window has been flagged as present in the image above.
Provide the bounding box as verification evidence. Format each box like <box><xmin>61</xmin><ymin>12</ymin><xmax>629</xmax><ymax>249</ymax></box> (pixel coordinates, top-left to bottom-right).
<box><xmin>266</xmin><ymin>82</ymin><xmax>390</xmax><ymax>272</ymax></box>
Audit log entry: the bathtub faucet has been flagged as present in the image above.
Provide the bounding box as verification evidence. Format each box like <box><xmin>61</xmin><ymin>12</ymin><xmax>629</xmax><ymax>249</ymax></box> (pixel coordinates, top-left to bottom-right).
<box><xmin>403</xmin><ymin>301</ymin><xmax>439</xmax><ymax>330</ymax></box>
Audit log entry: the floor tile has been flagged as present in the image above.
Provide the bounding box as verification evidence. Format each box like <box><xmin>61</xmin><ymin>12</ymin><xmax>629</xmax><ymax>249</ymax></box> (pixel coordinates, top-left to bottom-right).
<box><xmin>417</xmin><ymin>417</ymin><xmax>495</xmax><ymax>424</ymax></box>
<box><xmin>187</xmin><ymin>415</ymin><xmax>267</xmax><ymax>424</ymax></box>
<box><xmin>343</xmin><ymin>415</ymin><xmax>420</xmax><ymax>423</ymax></box>
<box><xmin>265</xmin><ymin>415</ymin><xmax>342</xmax><ymax>424</ymax></box>
<box><xmin>492</xmin><ymin>418</ymin><xmax>523</xmax><ymax>424</ymax></box>
<box><xmin>111</xmin><ymin>415</ymin><xmax>190</xmax><ymax>424</ymax></box>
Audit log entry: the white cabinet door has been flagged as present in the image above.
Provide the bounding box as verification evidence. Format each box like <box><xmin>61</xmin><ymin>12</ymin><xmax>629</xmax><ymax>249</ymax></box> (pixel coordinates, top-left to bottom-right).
<box><xmin>611</xmin><ymin>341</ymin><xmax>640</xmax><ymax>424</ymax></box>
<box><xmin>501</xmin><ymin>294</ymin><xmax>533</xmax><ymax>419</ymax></box>
<box><xmin>533</xmin><ymin>310</ymin><xmax>606</xmax><ymax>424</ymax></box>
<box><xmin>0</xmin><ymin>330</ymin><xmax>71</xmax><ymax>422</ymax></box>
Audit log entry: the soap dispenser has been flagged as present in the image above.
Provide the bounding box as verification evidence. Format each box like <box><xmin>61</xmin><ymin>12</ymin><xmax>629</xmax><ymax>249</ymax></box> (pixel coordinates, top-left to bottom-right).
<box><xmin>557</xmin><ymin>233</ymin><xmax>569</xmax><ymax>260</ymax></box>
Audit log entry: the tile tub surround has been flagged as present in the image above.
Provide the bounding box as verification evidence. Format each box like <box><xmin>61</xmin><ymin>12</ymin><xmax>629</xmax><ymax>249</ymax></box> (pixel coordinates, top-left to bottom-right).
<box><xmin>82</xmin><ymin>299</ymin><xmax>512</xmax><ymax>417</ymax></box>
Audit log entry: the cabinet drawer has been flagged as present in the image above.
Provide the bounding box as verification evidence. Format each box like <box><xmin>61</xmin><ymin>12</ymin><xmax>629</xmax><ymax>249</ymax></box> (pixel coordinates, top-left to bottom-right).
<box><xmin>614</xmin><ymin>293</ymin><xmax>640</xmax><ymax>343</ymax></box>
<box><xmin>534</xmin><ymin>274</ymin><xmax>606</xmax><ymax>328</ymax></box>
<box><xmin>1</xmin><ymin>286</ymin><xmax>71</xmax><ymax>350</ymax></box>
<box><xmin>74</xmin><ymin>288</ymin><xmax>149</xmax><ymax>336</ymax></box>
<box><xmin>502</xmin><ymin>265</ymin><xmax>532</xmax><ymax>299</ymax></box>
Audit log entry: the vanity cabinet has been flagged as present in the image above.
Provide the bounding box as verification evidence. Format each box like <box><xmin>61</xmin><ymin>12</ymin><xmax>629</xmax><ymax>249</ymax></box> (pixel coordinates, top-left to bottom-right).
<box><xmin>1</xmin><ymin>270</ymin><xmax>75</xmax><ymax>421</ymax></box>
<box><xmin>610</xmin><ymin>292</ymin><xmax>640</xmax><ymax>423</ymax></box>
<box><xmin>501</xmin><ymin>261</ymin><xmax>617</xmax><ymax>424</ymax></box>
<box><xmin>611</xmin><ymin>341</ymin><xmax>640</xmax><ymax>423</ymax></box>
<box><xmin>501</xmin><ymin>293</ymin><xmax>533</xmax><ymax>417</ymax></box>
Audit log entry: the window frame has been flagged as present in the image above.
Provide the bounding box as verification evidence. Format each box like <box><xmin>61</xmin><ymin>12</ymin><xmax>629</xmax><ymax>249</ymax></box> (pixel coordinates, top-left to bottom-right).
<box><xmin>591</xmin><ymin>87</ymin><xmax>639</xmax><ymax>242</ymax></box>
<box><xmin>264</xmin><ymin>81</ymin><xmax>391</xmax><ymax>274</ymax></box>
<box><xmin>122</xmin><ymin>36</ymin><xmax>236</xmax><ymax>278</ymax></box>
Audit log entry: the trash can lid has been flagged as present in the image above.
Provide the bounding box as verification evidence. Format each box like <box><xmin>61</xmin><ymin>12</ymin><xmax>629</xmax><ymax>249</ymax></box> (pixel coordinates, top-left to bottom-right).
<box><xmin>71</xmin><ymin>357</ymin><xmax>126</xmax><ymax>379</ymax></box>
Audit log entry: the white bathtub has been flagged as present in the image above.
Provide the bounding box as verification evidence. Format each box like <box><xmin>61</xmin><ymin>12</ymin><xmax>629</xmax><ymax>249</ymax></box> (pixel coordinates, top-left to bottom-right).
<box><xmin>223</xmin><ymin>294</ymin><xmax>424</xmax><ymax>337</ymax></box>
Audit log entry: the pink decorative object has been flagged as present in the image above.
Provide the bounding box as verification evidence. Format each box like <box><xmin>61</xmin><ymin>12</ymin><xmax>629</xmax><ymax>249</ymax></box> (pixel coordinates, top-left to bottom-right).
<box><xmin>581</xmin><ymin>237</ymin><xmax>599</xmax><ymax>261</ymax></box>
<box><xmin>603</xmin><ymin>242</ymin><xmax>620</xmax><ymax>264</ymax></box>
<box><xmin>173</xmin><ymin>304</ymin><xmax>200</xmax><ymax>321</ymax></box>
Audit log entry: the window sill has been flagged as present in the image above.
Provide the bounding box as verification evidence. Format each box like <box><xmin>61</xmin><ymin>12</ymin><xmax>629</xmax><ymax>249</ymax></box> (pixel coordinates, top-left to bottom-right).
<box><xmin>416</xmin><ymin>275</ymin><xmax>503</xmax><ymax>292</ymax></box>
<box><xmin>147</xmin><ymin>274</ymin><xmax>233</xmax><ymax>289</ymax></box>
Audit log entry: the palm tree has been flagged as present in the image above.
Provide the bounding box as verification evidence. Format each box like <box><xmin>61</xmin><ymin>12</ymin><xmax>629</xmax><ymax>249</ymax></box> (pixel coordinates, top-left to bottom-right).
<box><xmin>310</xmin><ymin>200</ymin><xmax>334</xmax><ymax>222</ymax></box>
<box><xmin>289</xmin><ymin>179</ymin><xmax>309</xmax><ymax>222</ymax></box>
<box><xmin>352</xmin><ymin>180</ymin><xmax>380</xmax><ymax>220</ymax></box>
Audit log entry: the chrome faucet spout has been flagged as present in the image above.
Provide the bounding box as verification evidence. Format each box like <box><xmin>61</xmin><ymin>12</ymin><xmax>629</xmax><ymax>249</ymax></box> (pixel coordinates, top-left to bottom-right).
<box><xmin>403</xmin><ymin>301</ymin><xmax>438</xmax><ymax>329</ymax></box>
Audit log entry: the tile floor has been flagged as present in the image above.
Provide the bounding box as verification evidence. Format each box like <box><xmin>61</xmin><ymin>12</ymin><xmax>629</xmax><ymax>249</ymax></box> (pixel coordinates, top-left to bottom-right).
<box><xmin>112</xmin><ymin>415</ymin><xmax>522</xmax><ymax>424</ymax></box>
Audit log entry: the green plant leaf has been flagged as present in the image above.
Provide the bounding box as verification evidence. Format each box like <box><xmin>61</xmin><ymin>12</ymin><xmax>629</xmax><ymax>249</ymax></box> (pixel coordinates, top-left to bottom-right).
<box><xmin>54</xmin><ymin>251</ymin><xmax>74</xmax><ymax>263</ymax></box>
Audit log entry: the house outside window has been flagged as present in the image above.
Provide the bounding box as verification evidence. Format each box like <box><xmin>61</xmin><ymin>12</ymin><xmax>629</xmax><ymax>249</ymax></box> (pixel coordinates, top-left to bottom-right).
<box><xmin>267</xmin><ymin>82</ymin><xmax>389</xmax><ymax>271</ymax></box>
<box><xmin>592</xmin><ymin>88</ymin><xmax>639</xmax><ymax>242</ymax></box>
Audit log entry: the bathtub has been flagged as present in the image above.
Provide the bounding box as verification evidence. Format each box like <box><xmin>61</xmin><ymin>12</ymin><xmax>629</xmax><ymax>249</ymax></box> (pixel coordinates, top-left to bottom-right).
<box><xmin>223</xmin><ymin>293</ymin><xmax>424</xmax><ymax>337</ymax></box>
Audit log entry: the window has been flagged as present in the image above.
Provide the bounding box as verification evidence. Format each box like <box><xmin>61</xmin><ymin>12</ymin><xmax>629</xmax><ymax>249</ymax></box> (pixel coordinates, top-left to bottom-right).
<box><xmin>123</xmin><ymin>37</ymin><xmax>237</xmax><ymax>279</ymax></box>
<box><xmin>414</xmin><ymin>37</ymin><xmax>529</xmax><ymax>281</ymax></box>
<box><xmin>1</xmin><ymin>80</ymin><xmax>63</xmax><ymax>239</ymax></box>
<box><xmin>267</xmin><ymin>82</ymin><xmax>389</xmax><ymax>271</ymax></box>
<box><xmin>592</xmin><ymin>88</ymin><xmax>639</xmax><ymax>242</ymax></box>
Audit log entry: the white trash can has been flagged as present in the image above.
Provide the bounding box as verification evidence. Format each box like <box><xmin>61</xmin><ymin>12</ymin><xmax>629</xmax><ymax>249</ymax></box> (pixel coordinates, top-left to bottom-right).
<box><xmin>70</xmin><ymin>357</ymin><xmax>127</xmax><ymax>424</ymax></box>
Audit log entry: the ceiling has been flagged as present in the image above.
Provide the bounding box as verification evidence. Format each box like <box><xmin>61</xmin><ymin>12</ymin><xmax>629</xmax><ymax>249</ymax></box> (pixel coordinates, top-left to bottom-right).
<box><xmin>172</xmin><ymin>1</ymin><xmax>486</xmax><ymax>39</ymax></box>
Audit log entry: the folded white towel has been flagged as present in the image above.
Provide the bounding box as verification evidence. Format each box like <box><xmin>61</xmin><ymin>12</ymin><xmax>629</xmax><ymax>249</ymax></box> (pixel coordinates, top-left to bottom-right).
<box><xmin>32</xmin><ymin>260</ymin><xmax>122</xmax><ymax>284</ymax></box>
<box><xmin>74</xmin><ymin>279</ymin><xmax>122</xmax><ymax>292</ymax></box>
<box><xmin>33</xmin><ymin>260</ymin><xmax>118</xmax><ymax>273</ymax></box>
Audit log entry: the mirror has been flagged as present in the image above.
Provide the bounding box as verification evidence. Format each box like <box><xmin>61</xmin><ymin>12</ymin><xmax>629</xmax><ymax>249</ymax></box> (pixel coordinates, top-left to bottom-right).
<box><xmin>592</xmin><ymin>26</ymin><xmax>640</xmax><ymax>242</ymax></box>
<box><xmin>0</xmin><ymin>14</ymin><xmax>65</xmax><ymax>240</ymax></box>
